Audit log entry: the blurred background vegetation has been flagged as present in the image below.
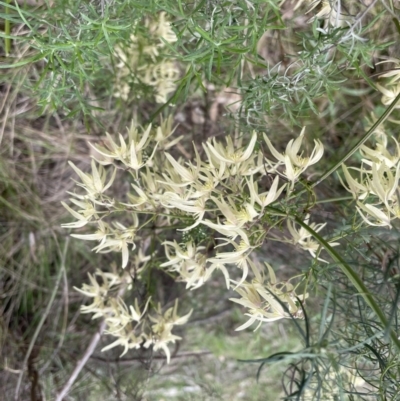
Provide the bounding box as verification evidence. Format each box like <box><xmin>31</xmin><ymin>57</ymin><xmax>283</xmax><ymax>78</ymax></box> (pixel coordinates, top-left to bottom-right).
<box><xmin>1</xmin><ymin>0</ymin><xmax>400</xmax><ymax>400</ymax></box>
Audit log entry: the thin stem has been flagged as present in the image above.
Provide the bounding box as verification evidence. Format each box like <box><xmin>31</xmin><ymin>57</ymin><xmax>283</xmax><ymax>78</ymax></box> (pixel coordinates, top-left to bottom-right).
<box><xmin>293</xmin><ymin>215</ymin><xmax>400</xmax><ymax>350</ymax></box>
<box><xmin>56</xmin><ymin>281</ymin><xmax>128</xmax><ymax>401</ymax></box>
<box><xmin>5</xmin><ymin>0</ymin><xmax>11</xmax><ymax>56</ymax></box>
<box><xmin>314</xmin><ymin>196</ymin><xmax>354</xmax><ymax>204</ymax></box>
<box><xmin>55</xmin><ymin>320</ymin><xmax>107</xmax><ymax>401</ymax></box>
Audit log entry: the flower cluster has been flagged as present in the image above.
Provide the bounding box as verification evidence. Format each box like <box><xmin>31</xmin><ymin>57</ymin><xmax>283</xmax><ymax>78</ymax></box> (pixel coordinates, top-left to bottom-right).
<box><xmin>287</xmin><ymin>215</ymin><xmax>339</xmax><ymax>262</ymax></box>
<box><xmin>341</xmin><ymin>127</ymin><xmax>400</xmax><ymax>227</ymax></box>
<box><xmin>230</xmin><ymin>260</ymin><xmax>307</xmax><ymax>331</ymax></box>
<box><xmin>113</xmin><ymin>12</ymin><xmax>179</xmax><ymax>104</ymax></box>
<box><xmin>143</xmin><ymin>300</ymin><xmax>192</xmax><ymax>363</ymax></box>
<box><xmin>63</xmin><ymin>117</ymin><xmax>337</xmax><ymax>355</ymax></box>
<box><xmin>75</xmin><ymin>267</ymin><xmax>191</xmax><ymax>361</ymax></box>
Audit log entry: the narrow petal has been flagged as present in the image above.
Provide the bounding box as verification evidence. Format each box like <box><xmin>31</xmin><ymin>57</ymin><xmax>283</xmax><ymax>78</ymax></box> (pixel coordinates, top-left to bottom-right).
<box><xmin>263</xmin><ymin>134</ymin><xmax>285</xmax><ymax>162</ymax></box>
<box><xmin>240</xmin><ymin>131</ymin><xmax>257</xmax><ymax>162</ymax></box>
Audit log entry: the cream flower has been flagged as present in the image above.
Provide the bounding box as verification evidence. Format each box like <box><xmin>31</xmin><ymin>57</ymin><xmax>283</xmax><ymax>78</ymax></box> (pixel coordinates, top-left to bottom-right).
<box><xmin>74</xmin><ymin>273</ymin><xmax>108</xmax><ymax>316</ymax></box>
<box><xmin>84</xmin><ymin>216</ymin><xmax>139</xmax><ymax>268</ymax></box>
<box><xmin>264</xmin><ymin>127</ymin><xmax>324</xmax><ymax>183</ymax></box>
<box><xmin>211</xmin><ymin>196</ymin><xmax>258</xmax><ymax>228</ymax></box>
<box><xmin>230</xmin><ymin>262</ymin><xmax>307</xmax><ymax>331</ymax></box>
<box><xmin>70</xmin><ymin>221</ymin><xmax>109</xmax><ymax>244</ymax></box>
<box><xmin>360</xmin><ymin>135</ymin><xmax>400</xmax><ymax>169</ymax></box>
<box><xmin>152</xmin><ymin>299</ymin><xmax>192</xmax><ymax>328</ymax></box>
<box><xmin>297</xmin><ymin>236</ymin><xmax>339</xmax><ymax>263</ymax></box>
<box><xmin>207</xmin><ymin>239</ymin><xmax>253</xmax><ymax>286</ymax></box>
<box><xmin>90</xmin><ymin>122</ymin><xmax>156</xmax><ymax>171</ymax></box>
<box><xmin>129</xmin><ymin>248</ymin><xmax>151</xmax><ymax>278</ymax></box>
<box><xmin>287</xmin><ymin>214</ymin><xmax>324</xmax><ymax>243</ymax></box>
<box><xmin>144</xmin><ymin>300</ymin><xmax>192</xmax><ymax>363</ymax></box>
<box><xmin>356</xmin><ymin>202</ymin><xmax>392</xmax><ymax>228</ymax></box>
<box><xmin>155</xmin><ymin>190</ymin><xmax>191</xmax><ymax>209</ymax></box>
<box><xmin>129</xmin><ymin>297</ymin><xmax>151</xmax><ymax>322</ymax></box>
<box><xmin>173</xmin><ymin>198</ymin><xmax>207</xmax><ymax>230</ymax></box>
<box><xmin>339</xmin><ymin>165</ymin><xmax>369</xmax><ymax>200</ymax></box>
<box><xmin>154</xmin><ymin>115</ymin><xmax>182</xmax><ymax>150</ymax></box>
<box><xmin>376</xmin><ymin>83</ymin><xmax>400</xmax><ymax>108</ymax></box>
<box><xmin>206</xmin><ymin>131</ymin><xmax>258</xmax><ymax>164</ymax></box>
<box><xmin>126</xmin><ymin>123</ymin><xmax>157</xmax><ymax>171</ymax></box>
<box><xmin>74</xmin><ymin>270</ymin><xmax>122</xmax><ymax>317</ymax></box>
<box><xmin>161</xmin><ymin>241</ymin><xmax>198</xmax><ymax>268</ymax></box>
<box><xmin>247</xmin><ymin>175</ymin><xmax>285</xmax><ymax>209</ymax></box>
<box><xmin>143</xmin><ymin>326</ymin><xmax>180</xmax><ymax>364</ymax></box>
<box><xmin>164</xmin><ymin>151</ymin><xmax>201</xmax><ymax>185</ymax></box>
<box><xmin>368</xmin><ymin>163</ymin><xmax>400</xmax><ymax>207</ymax></box>
<box><xmin>140</xmin><ymin>167</ymin><xmax>162</xmax><ymax>194</ymax></box>
<box><xmin>126</xmin><ymin>183</ymin><xmax>151</xmax><ymax>208</ymax></box>
<box><xmin>190</xmin><ymin>169</ymin><xmax>218</xmax><ymax>199</ymax></box>
<box><xmin>105</xmin><ymin>297</ymin><xmax>150</xmax><ymax>335</ymax></box>
<box><xmin>101</xmin><ymin>330</ymin><xmax>143</xmax><ymax>357</ymax></box>
<box><xmin>89</xmin><ymin>133</ymin><xmax>130</xmax><ymax>164</ymax></box>
<box><xmin>94</xmin><ymin>237</ymin><xmax>133</xmax><ymax>268</ymax></box>
<box><xmin>161</xmin><ymin>241</ymin><xmax>216</xmax><ymax>289</ymax></box>
<box><xmin>201</xmin><ymin>144</ymin><xmax>228</xmax><ymax>182</ymax></box>
<box><xmin>68</xmin><ymin>160</ymin><xmax>116</xmax><ymax>198</ymax></box>
<box><xmin>378</xmin><ymin>58</ymin><xmax>400</xmax><ymax>83</ymax></box>
<box><xmin>201</xmin><ymin>219</ymin><xmax>250</xmax><ymax>243</ymax></box>
<box><xmin>61</xmin><ymin>199</ymin><xmax>97</xmax><ymax>228</ymax></box>
<box><xmin>287</xmin><ymin>215</ymin><xmax>339</xmax><ymax>262</ymax></box>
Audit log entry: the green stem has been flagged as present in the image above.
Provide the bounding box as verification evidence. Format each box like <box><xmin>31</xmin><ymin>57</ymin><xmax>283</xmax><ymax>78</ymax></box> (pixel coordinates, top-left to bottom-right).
<box><xmin>311</xmin><ymin>91</ymin><xmax>400</xmax><ymax>189</ymax></box>
<box><xmin>293</xmin><ymin>215</ymin><xmax>400</xmax><ymax>350</ymax></box>
<box><xmin>314</xmin><ymin>196</ymin><xmax>354</xmax><ymax>204</ymax></box>
<box><xmin>5</xmin><ymin>0</ymin><xmax>11</xmax><ymax>56</ymax></box>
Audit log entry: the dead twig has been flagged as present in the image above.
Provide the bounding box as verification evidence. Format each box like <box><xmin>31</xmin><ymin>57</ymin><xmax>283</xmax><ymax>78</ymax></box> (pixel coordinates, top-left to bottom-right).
<box><xmin>55</xmin><ymin>319</ymin><xmax>107</xmax><ymax>401</ymax></box>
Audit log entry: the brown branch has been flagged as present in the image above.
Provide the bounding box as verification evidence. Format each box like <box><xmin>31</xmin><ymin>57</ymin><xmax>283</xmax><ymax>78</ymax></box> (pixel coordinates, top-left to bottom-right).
<box><xmin>55</xmin><ymin>320</ymin><xmax>107</xmax><ymax>401</ymax></box>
